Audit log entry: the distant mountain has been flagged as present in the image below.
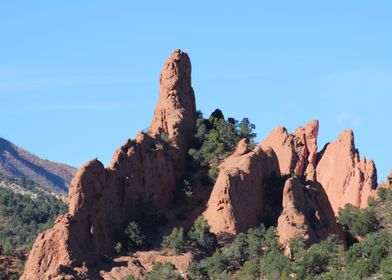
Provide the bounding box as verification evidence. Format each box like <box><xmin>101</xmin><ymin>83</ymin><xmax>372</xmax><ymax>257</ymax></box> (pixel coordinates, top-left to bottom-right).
<box><xmin>0</xmin><ymin>137</ymin><xmax>76</xmax><ymax>194</ymax></box>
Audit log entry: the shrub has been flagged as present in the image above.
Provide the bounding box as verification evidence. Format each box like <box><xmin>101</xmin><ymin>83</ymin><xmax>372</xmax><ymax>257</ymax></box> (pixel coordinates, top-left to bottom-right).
<box><xmin>338</xmin><ymin>204</ymin><xmax>379</xmax><ymax>237</ymax></box>
<box><xmin>189</xmin><ymin>110</ymin><xmax>257</xmax><ymax>166</ymax></box>
<box><xmin>290</xmin><ymin>236</ymin><xmax>344</xmax><ymax>279</ymax></box>
<box><xmin>114</xmin><ymin>242</ymin><xmax>122</xmax><ymax>254</ymax></box>
<box><xmin>145</xmin><ymin>263</ymin><xmax>184</xmax><ymax>280</ymax></box>
<box><xmin>124</xmin><ymin>222</ymin><xmax>145</xmax><ymax>251</ymax></box>
<box><xmin>188</xmin><ymin>216</ymin><xmax>217</xmax><ymax>251</ymax></box>
<box><xmin>161</xmin><ymin>227</ymin><xmax>186</xmax><ymax>254</ymax></box>
<box><xmin>345</xmin><ymin>230</ymin><xmax>392</xmax><ymax>278</ymax></box>
<box><xmin>259</xmin><ymin>249</ymin><xmax>289</xmax><ymax>280</ymax></box>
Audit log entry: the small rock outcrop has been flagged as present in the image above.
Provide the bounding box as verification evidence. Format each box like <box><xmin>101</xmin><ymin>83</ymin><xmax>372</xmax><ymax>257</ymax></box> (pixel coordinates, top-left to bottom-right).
<box><xmin>388</xmin><ymin>170</ymin><xmax>392</xmax><ymax>188</ymax></box>
<box><xmin>316</xmin><ymin>130</ymin><xmax>378</xmax><ymax>212</ymax></box>
<box><xmin>21</xmin><ymin>49</ymin><xmax>196</xmax><ymax>280</ymax></box>
<box><xmin>277</xmin><ymin>178</ymin><xmax>343</xmax><ymax>254</ymax></box>
<box><xmin>203</xmin><ymin>141</ymin><xmax>280</xmax><ymax>234</ymax></box>
<box><xmin>260</xmin><ymin>120</ymin><xmax>319</xmax><ymax>180</ymax></box>
<box><xmin>150</xmin><ymin>49</ymin><xmax>196</xmax><ymax>155</ymax></box>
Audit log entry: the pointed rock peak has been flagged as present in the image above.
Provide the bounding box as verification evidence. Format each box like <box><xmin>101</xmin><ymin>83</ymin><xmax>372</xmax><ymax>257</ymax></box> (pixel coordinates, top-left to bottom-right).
<box><xmin>233</xmin><ymin>138</ymin><xmax>250</xmax><ymax>157</ymax></box>
<box><xmin>338</xmin><ymin>129</ymin><xmax>355</xmax><ymax>144</ymax></box>
<box><xmin>150</xmin><ymin>49</ymin><xmax>196</xmax><ymax>154</ymax></box>
<box><xmin>316</xmin><ymin>127</ymin><xmax>378</xmax><ymax>211</ymax></box>
<box><xmin>305</xmin><ymin>119</ymin><xmax>319</xmax><ymax>136</ymax></box>
<box><xmin>260</xmin><ymin>121</ymin><xmax>319</xmax><ymax>178</ymax></box>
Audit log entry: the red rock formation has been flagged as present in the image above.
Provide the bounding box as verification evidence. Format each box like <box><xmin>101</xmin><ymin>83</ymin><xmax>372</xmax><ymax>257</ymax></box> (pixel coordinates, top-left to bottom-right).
<box><xmin>388</xmin><ymin>170</ymin><xmax>392</xmax><ymax>188</ymax></box>
<box><xmin>260</xmin><ymin>120</ymin><xmax>319</xmax><ymax>180</ymax></box>
<box><xmin>203</xmin><ymin>140</ymin><xmax>280</xmax><ymax>234</ymax></box>
<box><xmin>316</xmin><ymin>130</ymin><xmax>378</xmax><ymax>213</ymax></box>
<box><xmin>150</xmin><ymin>49</ymin><xmax>196</xmax><ymax>155</ymax></box>
<box><xmin>99</xmin><ymin>251</ymin><xmax>193</xmax><ymax>280</ymax></box>
<box><xmin>277</xmin><ymin>178</ymin><xmax>343</xmax><ymax>254</ymax></box>
<box><xmin>21</xmin><ymin>50</ymin><xmax>196</xmax><ymax>280</ymax></box>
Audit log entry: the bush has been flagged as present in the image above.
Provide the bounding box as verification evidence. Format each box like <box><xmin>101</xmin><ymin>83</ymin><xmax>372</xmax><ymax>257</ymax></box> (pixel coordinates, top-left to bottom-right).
<box><xmin>188</xmin><ymin>110</ymin><xmax>257</xmax><ymax>166</ymax></box>
<box><xmin>345</xmin><ymin>230</ymin><xmax>392</xmax><ymax>278</ymax></box>
<box><xmin>290</xmin><ymin>236</ymin><xmax>344</xmax><ymax>279</ymax></box>
<box><xmin>145</xmin><ymin>263</ymin><xmax>184</xmax><ymax>280</ymax></box>
<box><xmin>161</xmin><ymin>227</ymin><xmax>186</xmax><ymax>253</ymax></box>
<box><xmin>338</xmin><ymin>204</ymin><xmax>379</xmax><ymax>237</ymax></box>
<box><xmin>124</xmin><ymin>222</ymin><xmax>145</xmax><ymax>251</ymax></box>
<box><xmin>259</xmin><ymin>249</ymin><xmax>289</xmax><ymax>280</ymax></box>
<box><xmin>188</xmin><ymin>216</ymin><xmax>217</xmax><ymax>252</ymax></box>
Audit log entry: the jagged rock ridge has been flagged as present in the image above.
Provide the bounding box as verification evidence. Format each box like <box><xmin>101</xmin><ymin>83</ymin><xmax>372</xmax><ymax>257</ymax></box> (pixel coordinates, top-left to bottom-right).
<box><xmin>22</xmin><ymin>50</ymin><xmax>380</xmax><ymax>279</ymax></box>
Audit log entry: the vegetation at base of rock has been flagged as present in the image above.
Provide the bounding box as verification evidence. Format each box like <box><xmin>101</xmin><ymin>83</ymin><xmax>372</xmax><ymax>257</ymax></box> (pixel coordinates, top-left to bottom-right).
<box><xmin>0</xmin><ymin>183</ymin><xmax>67</xmax><ymax>255</ymax></box>
<box><xmin>161</xmin><ymin>227</ymin><xmax>186</xmax><ymax>253</ymax></box>
<box><xmin>187</xmin><ymin>216</ymin><xmax>217</xmax><ymax>252</ymax></box>
<box><xmin>338</xmin><ymin>203</ymin><xmax>379</xmax><ymax>238</ymax></box>
<box><xmin>185</xmin><ymin>188</ymin><xmax>392</xmax><ymax>280</ymax></box>
<box><xmin>188</xmin><ymin>110</ymin><xmax>257</xmax><ymax>167</ymax></box>
<box><xmin>124</xmin><ymin>222</ymin><xmax>145</xmax><ymax>250</ymax></box>
<box><xmin>161</xmin><ymin>216</ymin><xmax>217</xmax><ymax>254</ymax></box>
<box><xmin>145</xmin><ymin>263</ymin><xmax>184</xmax><ymax>280</ymax></box>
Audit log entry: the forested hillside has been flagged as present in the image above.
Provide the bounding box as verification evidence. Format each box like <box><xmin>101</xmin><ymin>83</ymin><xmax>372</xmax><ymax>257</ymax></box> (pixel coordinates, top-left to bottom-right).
<box><xmin>0</xmin><ymin>175</ymin><xmax>67</xmax><ymax>279</ymax></box>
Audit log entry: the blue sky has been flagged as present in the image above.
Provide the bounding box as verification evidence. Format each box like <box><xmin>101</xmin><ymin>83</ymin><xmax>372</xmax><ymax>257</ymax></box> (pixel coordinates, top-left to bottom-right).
<box><xmin>0</xmin><ymin>1</ymin><xmax>391</xmax><ymax>180</ymax></box>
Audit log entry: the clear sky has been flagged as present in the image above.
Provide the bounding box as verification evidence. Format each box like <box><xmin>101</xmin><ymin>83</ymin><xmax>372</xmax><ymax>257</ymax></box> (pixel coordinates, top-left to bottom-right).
<box><xmin>0</xmin><ymin>1</ymin><xmax>391</xmax><ymax>180</ymax></box>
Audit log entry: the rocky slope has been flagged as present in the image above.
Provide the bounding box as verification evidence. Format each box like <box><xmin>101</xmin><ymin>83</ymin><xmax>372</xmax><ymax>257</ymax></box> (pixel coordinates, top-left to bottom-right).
<box><xmin>21</xmin><ymin>50</ymin><xmax>383</xmax><ymax>279</ymax></box>
<box><xmin>0</xmin><ymin>137</ymin><xmax>76</xmax><ymax>194</ymax></box>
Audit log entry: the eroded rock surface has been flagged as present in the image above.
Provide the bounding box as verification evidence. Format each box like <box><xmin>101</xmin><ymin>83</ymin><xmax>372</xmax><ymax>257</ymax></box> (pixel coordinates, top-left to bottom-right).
<box><xmin>277</xmin><ymin>178</ymin><xmax>343</xmax><ymax>254</ymax></box>
<box><xmin>21</xmin><ymin>49</ymin><xmax>196</xmax><ymax>280</ymax></box>
<box><xmin>316</xmin><ymin>130</ymin><xmax>378</xmax><ymax>212</ymax></box>
<box><xmin>21</xmin><ymin>49</ymin><xmax>382</xmax><ymax>279</ymax></box>
<box><xmin>203</xmin><ymin>141</ymin><xmax>280</xmax><ymax>234</ymax></box>
<box><xmin>150</xmin><ymin>49</ymin><xmax>196</xmax><ymax>155</ymax></box>
<box><xmin>260</xmin><ymin>120</ymin><xmax>319</xmax><ymax>180</ymax></box>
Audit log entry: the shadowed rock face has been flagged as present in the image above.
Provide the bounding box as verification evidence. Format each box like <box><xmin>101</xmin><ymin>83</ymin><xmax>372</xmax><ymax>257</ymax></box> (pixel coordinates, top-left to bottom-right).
<box><xmin>277</xmin><ymin>178</ymin><xmax>343</xmax><ymax>255</ymax></box>
<box><xmin>316</xmin><ymin>130</ymin><xmax>378</xmax><ymax>213</ymax></box>
<box><xmin>21</xmin><ymin>49</ymin><xmax>196</xmax><ymax>280</ymax></box>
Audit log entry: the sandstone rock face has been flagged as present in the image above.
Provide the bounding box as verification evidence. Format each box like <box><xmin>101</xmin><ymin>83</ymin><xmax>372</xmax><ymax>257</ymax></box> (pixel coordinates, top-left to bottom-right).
<box><xmin>316</xmin><ymin>130</ymin><xmax>378</xmax><ymax>213</ymax></box>
<box><xmin>277</xmin><ymin>178</ymin><xmax>342</xmax><ymax>254</ymax></box>
<box><xmin>260</xmin><ymin>120</ymin><xmax>319</xmax><ymax>180</ymax></box>
<box><xmin>388</xmin><ymin>170</ymin><xmax>392</xmax><ymax>188</ymax></box>
<box><xmin>21</xmin><ymin>50</ymin><xmax>196</xmax><ymax>280</ymax></box>
<box><xmin>204</xmin><ymin>141</ymin><xmax>280</xmax><ymax>234</ymax></box>
<box><xmin>150</xmin><ymin>49</ymin><xmax>196</xmax><ymax>155</ymax></box>
<box><xmin>22</xmin><ymin>49</ymin><xmax>381</xmax><ymax>279</ymax></box>
<box><xmin>21</xmin><ymin>215</ymin><xmax>75</xmax><ymax>280</ymax></box>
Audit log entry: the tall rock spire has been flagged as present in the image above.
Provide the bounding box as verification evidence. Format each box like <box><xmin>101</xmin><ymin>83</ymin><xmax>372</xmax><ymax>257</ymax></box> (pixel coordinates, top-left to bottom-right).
<box><xmin>150</xmin><ymin>49</ymin><xmax>196</xmax><ymax>154</ymax></box>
